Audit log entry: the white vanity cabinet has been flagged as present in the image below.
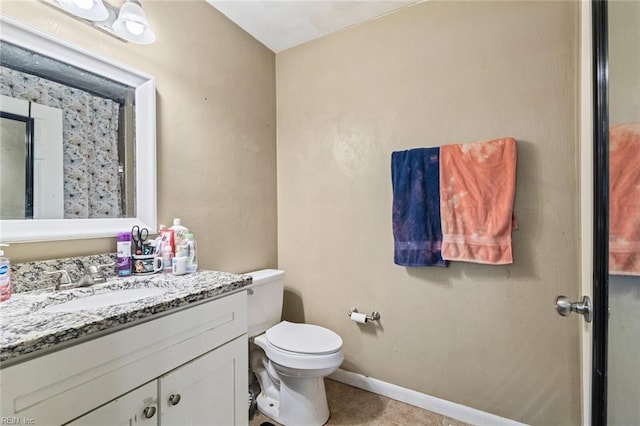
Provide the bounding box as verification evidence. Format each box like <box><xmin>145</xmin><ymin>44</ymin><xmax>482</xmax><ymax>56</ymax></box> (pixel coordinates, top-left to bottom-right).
<box><xmin>0</xmin><ymin>291</ymin><xmax>248</xmax><ymax>426</ymax></box>
<box><xmin>68</xmin><ymin>336</ymin><xmax>247</xmax><ymax>425</ymax></box>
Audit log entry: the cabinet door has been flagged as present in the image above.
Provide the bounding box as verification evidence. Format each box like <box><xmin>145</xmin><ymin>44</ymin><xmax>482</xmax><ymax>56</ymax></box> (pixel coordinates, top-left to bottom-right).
<box><xmin>159</xmin><ymin>336</ymin><xmax>248</xmax><ymax>426</ymax></box>
<box><xmin>66</xmin><ymin>381</ymin><xmax>158</xmax><ymax>426</ymax></box>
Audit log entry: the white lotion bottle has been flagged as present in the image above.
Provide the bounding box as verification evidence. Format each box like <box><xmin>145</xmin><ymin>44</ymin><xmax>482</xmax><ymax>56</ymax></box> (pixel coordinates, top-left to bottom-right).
<box><xmin>169</xmin><ymin>218</ymin><xmax>189</xmax><ymax>250</ymax></box>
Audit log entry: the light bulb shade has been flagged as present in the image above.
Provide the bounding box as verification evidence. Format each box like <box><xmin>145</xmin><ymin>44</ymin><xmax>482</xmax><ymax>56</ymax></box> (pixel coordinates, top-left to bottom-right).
<box><xmin>112</xmin><ymin>0</ymin><xmax>155</xmax><ymax>44</ymax></box>
<box><xmin>57</xmin><ymin>0</ymin><xmax>109</xmax><ymax>21</ymax></box>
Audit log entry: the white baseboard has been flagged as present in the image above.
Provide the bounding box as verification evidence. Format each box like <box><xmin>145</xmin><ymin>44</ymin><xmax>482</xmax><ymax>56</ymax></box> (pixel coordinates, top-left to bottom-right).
<box><xmin>329</xmin><ymin>368</ymin><xmax>528</xmax><ymax>426</ymax></box>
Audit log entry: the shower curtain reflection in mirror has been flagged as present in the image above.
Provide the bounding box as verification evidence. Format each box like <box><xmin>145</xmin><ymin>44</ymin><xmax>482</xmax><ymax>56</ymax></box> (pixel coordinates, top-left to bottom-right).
<box><xmin>0</xmin><ymin>67</ymin><xmax>122</xmax><ymax>219</ymax></box>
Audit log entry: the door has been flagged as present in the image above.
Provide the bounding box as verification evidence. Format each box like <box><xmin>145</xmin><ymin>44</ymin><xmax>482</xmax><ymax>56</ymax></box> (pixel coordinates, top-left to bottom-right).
<box><xmin>600</xmin><ymin>0</ymin><xmax>640</xmax><ymax>424</ymax></box>
<box><xmin>566</xmin><ymin>1</ymin><xmax>640</xmax><ymax>425</ymax></box>
<box><xmin>159</xmin><ymin>336</ymin><xmax>248</xmax><ymax>426</ymax></box>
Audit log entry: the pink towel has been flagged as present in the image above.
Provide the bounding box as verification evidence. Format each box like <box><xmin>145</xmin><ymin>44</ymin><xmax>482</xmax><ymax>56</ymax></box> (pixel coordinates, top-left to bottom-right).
<box><xmin>439</xmin><ymin>137</ymin><xmax>517</xmax><ymax>264</ymax></box>
<box><xmin>609</xmin><ymin>123</ymin><xmax>640</xmax><ymax>276</ymax></box>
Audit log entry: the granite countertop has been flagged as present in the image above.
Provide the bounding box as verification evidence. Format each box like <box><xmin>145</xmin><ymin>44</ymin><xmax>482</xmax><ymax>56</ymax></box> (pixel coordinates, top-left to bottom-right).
<box><xmin>0</xmin><ymin>270</ymin><xmax>251</xmax><ymax>366</ymax></box>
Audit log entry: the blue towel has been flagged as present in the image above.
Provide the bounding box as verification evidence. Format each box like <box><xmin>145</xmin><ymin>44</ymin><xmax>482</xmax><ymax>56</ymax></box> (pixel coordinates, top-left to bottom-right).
<box><xmin>391</xmin><ymin>148</ymin><xmax>448</xmax><ymax>267</ymax></box>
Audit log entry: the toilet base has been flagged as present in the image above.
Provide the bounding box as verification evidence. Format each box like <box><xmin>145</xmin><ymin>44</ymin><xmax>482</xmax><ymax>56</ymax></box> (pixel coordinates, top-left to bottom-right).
<box><xmin>257</xmin><ymin>375</ymin><xmax>330</xmax><ymax>426</ymax></box>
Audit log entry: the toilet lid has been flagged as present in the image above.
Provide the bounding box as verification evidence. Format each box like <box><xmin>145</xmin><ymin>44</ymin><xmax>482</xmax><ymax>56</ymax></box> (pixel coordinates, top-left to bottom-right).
<box><xmin>266</xmin><ymin>321</ymin><xmax>343</xmax><ymax>355</ymax></box>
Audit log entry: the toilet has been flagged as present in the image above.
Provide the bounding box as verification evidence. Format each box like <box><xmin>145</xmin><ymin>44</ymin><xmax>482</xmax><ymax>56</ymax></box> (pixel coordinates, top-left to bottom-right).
<box><xmin>246</xmin><ymin>269</ymin><xmax>344</xmax><ymax>426</ymax></box>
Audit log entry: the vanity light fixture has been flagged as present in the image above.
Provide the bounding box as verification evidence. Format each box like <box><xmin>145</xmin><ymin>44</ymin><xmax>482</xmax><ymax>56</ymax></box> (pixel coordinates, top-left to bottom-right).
<box><xmin>112</xmin><ymin>0</ymin><xmax>155</xmax><ymax>44</ymax></box>
<box><xmin>56</xmin><ymin>0</ymin><xmax>109</xmax><ymax>22</ymax></box>
<box><xmin>47</xmin><ymin>0</ymin><xmax>155</xmax><ymax>44</ymax></box>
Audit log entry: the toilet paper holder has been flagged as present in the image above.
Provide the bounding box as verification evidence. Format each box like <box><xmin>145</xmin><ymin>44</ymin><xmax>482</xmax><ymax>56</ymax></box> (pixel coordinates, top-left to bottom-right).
<box><xmin>348</xmin><ymin>307</ymin><xmax>381</xmax><ymax>322</ymax></box>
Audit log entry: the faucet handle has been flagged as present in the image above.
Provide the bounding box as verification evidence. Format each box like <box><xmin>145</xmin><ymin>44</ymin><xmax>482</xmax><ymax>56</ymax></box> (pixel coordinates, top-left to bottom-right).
<box><xmin>96</xmin><ymin>262</ymin><xmax>116</xmax><ymax>272</ymax></box>
<box><xmin>43</xmin><ymin>269</ymin><xmax>71</xmax><ymax>283</ymax></box>
<box><xmin>84</xmin><ymin>262</ymin><xmax>114</xmax><ymax>274</ymax></box>
<box><xmin>89</xmin><ymin>262</ymin><xmax>116</xmax><ymax>283</ymax></box>
<box><xmin>43</xmin><ymin>270</ymin><xmax>72</xmax><ymax>290</ymax></box>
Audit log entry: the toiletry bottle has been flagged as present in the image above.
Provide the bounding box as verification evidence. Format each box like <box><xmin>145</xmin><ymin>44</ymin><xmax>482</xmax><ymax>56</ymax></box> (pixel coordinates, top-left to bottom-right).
<box><xmin>162</xmin><ymin>243</ymin><xmax>174</xmax><ymax>274</ymax></box>
<box><xmin>158</xmin><ymin>226</ymin><xmax>175</xmax><ymax>255</ymax></box>
<box><xmin>154</xmin><ymin>225</ymin><xmax>165</xmax><ymax>254</ymax></box>
<box><xmin>148</xmin><ymin>239</ymin><xmax>157</xmax><ymax>256</ymax></box>
<box><xmin>0</xmin><ymin>244</ymin><xmax>11</xmax><ymax>302</ymax></box>
<box><xmin>169</xmin><ymin>218</ymin><xmax>189</xmax><ymax>252</ymax></box>
<box><xmin>183</xmin><ymin>233</ymin><xmax>198</xmax><ymax>274</ymax></box>
<box><xmin>117</xmin><ymin>232</ymin><xmax>132</xmax><ymax>276</ymax></box>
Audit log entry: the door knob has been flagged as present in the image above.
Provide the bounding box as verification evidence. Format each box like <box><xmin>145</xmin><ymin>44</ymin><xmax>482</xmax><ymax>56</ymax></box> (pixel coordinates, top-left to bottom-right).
<box><xmin>555</xmin><ymin>295</ymin><xmax>592</xmax><ymax>323</ymax></box>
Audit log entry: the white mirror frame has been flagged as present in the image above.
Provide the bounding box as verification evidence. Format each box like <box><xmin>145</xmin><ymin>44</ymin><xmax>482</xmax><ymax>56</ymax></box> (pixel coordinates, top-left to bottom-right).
<box><xmin>0</xmin><ymin>16</ymin><xmax>156</xmax><ymax>242</ymax></box>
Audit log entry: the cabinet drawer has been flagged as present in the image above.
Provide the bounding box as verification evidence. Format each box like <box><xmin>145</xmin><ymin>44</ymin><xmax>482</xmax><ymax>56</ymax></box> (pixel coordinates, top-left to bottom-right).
<box><xmin>0</xmin><ymin>291</ymin><xmax>247</xmax><ymax>425</ymax></box>
<box><xmin>65</xmin><ymin>381</ymin><xmax>158</xmax><ymax>425</ymax></box>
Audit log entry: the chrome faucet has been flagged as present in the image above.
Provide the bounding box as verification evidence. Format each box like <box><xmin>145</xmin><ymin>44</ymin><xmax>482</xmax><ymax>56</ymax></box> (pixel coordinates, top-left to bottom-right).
<box><xmin>43</xmin><ymin>270</ymin><xmax>73</xmax><ymax>291</ymax></box>
<box><xmin>75</xmin><ymin>262</ymin><xmax>116</xmax><ymax>287</ymax></box>
<box><xmin>42</xmin><ymin>262</ymin><xmax>115</xmax><ymax>290</ymax></box>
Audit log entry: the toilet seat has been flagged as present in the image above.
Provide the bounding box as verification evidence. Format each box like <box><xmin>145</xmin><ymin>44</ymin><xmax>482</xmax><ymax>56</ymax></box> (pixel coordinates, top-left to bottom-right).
<box><xmin>253</xmin><ymin>322</ymin><xmax>344</xmax><ymax>371</ymax></box>
<box><xmin>266</xmin><ymin>321</ymin><xmax>342</xmax><ymax>355</ymax></box>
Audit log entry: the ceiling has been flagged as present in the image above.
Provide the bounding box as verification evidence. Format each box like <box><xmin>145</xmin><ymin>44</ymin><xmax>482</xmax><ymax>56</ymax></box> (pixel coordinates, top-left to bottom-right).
<box><xmin>206</xmin><ymin>1</ymin><xmax>420</xmax><ymax>53</ymax></box>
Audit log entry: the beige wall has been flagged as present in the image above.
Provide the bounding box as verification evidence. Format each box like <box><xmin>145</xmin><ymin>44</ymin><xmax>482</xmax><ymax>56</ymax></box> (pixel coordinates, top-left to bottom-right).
<box><xmin>277</xmin><ymin>1</ymin><xmax>581</xmax><ymax>424</ymax></box>
<box><xmin>0</xmin><ymin>0</ymin><xmax>277</xmax><ymax>273</ymax></box>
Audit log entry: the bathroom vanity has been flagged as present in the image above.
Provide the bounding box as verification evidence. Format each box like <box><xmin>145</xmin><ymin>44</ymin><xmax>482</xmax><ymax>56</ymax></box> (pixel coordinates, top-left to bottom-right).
<box><xmin>0</xmin><ymin>271</ymin><xmax>250</xmax><ymax>425</ymax></box>
<box><xmin>0</xmin><ymin>17</ymin><xmax>255</xmax><ymax>424</ymax></box>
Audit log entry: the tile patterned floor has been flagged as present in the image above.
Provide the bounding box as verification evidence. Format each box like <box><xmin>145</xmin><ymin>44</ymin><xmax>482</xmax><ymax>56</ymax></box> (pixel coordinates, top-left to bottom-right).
<box><xmin>249</xmin><ymin>379</ymin><xmax>471</xmax><ymax>426</ymax></box>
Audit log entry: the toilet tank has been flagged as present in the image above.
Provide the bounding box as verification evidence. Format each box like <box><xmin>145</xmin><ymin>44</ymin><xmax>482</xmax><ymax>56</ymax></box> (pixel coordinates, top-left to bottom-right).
<box><xmin>245</xmin><ymin>269</ymin><xmax>284</xmax><ymax>337</ymax></box>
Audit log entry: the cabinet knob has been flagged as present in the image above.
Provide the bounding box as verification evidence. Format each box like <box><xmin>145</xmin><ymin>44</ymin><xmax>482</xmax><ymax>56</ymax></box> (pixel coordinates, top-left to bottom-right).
<box><xmin>168</xmin><ymin>393</ymin><xmax>182</xmax><ymax>406</ymax></box>
<box><xmin>142</xmin><ymin>406</ymin><xmax>156</xmax><ymax>419</ymax></box>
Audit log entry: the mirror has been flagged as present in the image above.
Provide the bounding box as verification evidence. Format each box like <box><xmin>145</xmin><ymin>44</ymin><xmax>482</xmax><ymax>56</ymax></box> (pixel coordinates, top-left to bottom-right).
<box><xmin>0</xmin><ymin>16</ymin><xmax>156</xmax><ymax>242</ymax></box>
<box><xmin>606</xmin><ymin>1</ymin><xmax>640</xmax><ymax>424</ymax></box>
<box><xmin>0</xmin><ymin>43</ymin><xmax>134</xmax><ymax>221</ymax></box>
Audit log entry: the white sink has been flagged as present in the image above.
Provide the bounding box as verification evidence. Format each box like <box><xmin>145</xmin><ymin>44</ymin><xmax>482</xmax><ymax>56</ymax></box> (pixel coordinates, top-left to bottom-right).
<box><xmin>44</xmin><ymin>287</ymin><xmax>167</xmax><ymax>313</ymax></box>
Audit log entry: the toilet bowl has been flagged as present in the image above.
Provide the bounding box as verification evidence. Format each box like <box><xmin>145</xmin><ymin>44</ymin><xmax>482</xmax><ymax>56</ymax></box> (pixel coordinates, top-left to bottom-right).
<box><xmin>246</xmin><ymin>270</ymin><xmax>344</xmax><ymax>426</ymax></box>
